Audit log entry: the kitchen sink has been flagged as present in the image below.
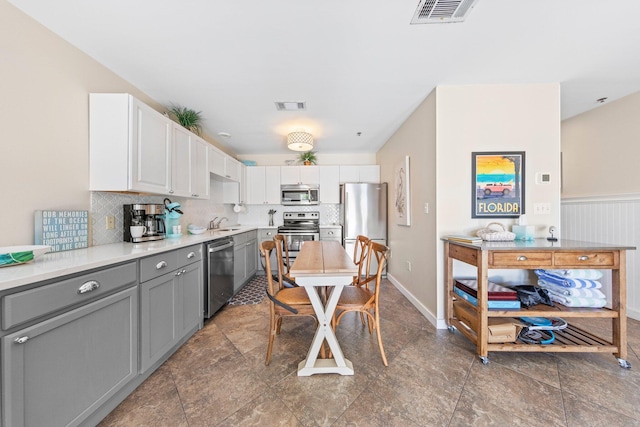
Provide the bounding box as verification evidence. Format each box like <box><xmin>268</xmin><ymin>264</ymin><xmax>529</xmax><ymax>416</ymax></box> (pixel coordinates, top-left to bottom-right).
<box><xmin>219</xmin><ymin>228</ymin><xmax>241</xmax><ymax>231</ymax></box>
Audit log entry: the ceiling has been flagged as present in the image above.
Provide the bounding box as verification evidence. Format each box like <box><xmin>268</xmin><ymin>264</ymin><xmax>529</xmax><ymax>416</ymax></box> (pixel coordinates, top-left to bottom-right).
<box><xmin>9</xmin><ymin>0</ymin><xmax>640</xmax><ymax>155</ymax></box>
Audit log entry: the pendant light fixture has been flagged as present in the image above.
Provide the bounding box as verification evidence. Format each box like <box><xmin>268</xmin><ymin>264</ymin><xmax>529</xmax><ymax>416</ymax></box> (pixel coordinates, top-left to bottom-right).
<box><xmin>287</xmin><ymin>131</ymin><xmax>314</xmax><ymax>151</ymax></box>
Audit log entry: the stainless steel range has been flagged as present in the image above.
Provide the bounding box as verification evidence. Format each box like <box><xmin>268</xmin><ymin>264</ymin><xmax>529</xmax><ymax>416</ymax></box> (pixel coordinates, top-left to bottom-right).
<box><xmin>277</xmin><ymin>211</ymin><xmax>320</xmax><ymax>259</ymax></box>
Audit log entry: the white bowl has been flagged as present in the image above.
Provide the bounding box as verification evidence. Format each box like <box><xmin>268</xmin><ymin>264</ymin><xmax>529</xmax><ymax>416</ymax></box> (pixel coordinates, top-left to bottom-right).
<box><xmin>187</xmin><ymin>224</ymin><xmax>207</xmax><ymax>235</ymax></box>
<box><xmin>0</xmin><ymin>245</ymin><xmax>51</xmax><ymax>267</ymax></box>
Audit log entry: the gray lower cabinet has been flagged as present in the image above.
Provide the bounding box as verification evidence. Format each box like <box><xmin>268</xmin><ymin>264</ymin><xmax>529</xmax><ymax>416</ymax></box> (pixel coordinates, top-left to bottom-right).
<box><xmin>139</xmin><ymin>245</ymin><xmax>202</xmax><ymax>372</ymax></box>
<box><xmin>1</xmin><ymin>286</ymin><xmax>138</xmax><ymax>427</ymax></box>
<box><xmin>233</xmin><ymin>231</ymin><xmax>258</xmax><ymax>293</ymax></box>
<box><xmin>257</xmin><ymin>228</ymin><xmax>278</xmax><ymax>274</ymax></box>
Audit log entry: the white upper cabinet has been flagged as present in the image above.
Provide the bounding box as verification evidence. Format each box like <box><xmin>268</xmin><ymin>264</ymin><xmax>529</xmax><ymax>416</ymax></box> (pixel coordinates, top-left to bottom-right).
<box><xmin>223</xmin><ymin>163</ymin><xmax>246</xmax><ymax>204</ymax></box>
<box><xmin>246</xmin><ymin>166</ymin><xmax>281</xmax><ymax>204</ymax></box>
<box><xmin>191</xmin><ymin>136</ymin><xmax>210</xmax><ymax>199</ymax></box>
<box><xmin>90</xmin><ymin>93</ymin><xmax>173</xmax><ymax>194</ymax></box>
<box><xmin>280</xmin><ymin>166</ymin><xmax>320</xmax><ymax>185</ymax></box>
<box><xmin>339</xmin><ymin>165</ymin><xmax>380</xmax><ymax>183</ymax></box>
<box><xmin>209</xmin><ymin>146</ymin><xmax>240</xmax><ymax>182</ymax></box>
<box><xmin>319</xmin><ymin>165</ymin><xmax>340</xmax><ymax>204</ymax></box>
<box><xmin>90</xmin><ymin>93</ymin><xmax>209</xmax><ymax>199</ymax></box>
<box><xmin>171</xmin><ymin>125</ymin><xmax>194</xmax><ymax>197</ymax></box>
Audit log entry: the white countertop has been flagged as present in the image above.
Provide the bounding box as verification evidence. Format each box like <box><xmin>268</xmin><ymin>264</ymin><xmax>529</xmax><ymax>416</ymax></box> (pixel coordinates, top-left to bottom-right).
<box><xmin>0</xmin><ymin>226</ymin><xmax>258</xmax><ymax>292</ymax></box>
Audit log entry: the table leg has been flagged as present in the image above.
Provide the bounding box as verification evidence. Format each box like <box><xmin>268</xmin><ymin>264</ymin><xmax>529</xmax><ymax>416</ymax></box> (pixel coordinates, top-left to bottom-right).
<box><xmin>298</xmin><ymin>284</ymin><xmax>354</xmax><ymax>376</ymax></box>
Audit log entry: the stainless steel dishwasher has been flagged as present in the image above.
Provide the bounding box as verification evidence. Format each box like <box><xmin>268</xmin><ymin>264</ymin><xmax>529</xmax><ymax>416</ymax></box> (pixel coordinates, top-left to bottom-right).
<box><xmin>204</xmin><ymin>238</ymin><xmax>234</xmax><ymax>318</ymax></box>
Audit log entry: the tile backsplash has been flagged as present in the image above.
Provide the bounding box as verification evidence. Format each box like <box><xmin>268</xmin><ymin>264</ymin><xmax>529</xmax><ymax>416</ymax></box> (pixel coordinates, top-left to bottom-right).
<box><xmin>90</xmin><ymin>183</ymin><xmax>339</xmax><ymax>245</ymax></box>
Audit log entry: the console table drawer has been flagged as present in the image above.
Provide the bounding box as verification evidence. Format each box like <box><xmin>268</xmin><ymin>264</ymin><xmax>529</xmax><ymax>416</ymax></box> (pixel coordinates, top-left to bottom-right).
<box><xmin>554</xmin><ymin>251</ymin><xmax>616</xmax><ymax>267</ymax></box>
<box><xmin>490</xmin><ymin>251</ymin><xmax>552</xmax><ymax>267</ymax></box>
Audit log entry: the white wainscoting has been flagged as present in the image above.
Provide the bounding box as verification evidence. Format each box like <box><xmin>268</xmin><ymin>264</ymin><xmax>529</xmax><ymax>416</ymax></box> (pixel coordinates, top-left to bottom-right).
<box><xmin>561</xmin><ymin>195</ymin><xmax>640</xmax><ymax>320</ymax></box>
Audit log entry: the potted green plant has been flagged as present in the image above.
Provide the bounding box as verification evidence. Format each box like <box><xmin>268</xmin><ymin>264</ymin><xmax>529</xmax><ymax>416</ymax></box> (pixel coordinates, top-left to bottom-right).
<box><xmin>168</xmin><ymin>104</ymin><xmax>203</xmax><ymax>136</ymax></box>
<box><xmin>298</xmin><ymin>150</ymin><xmax>317</xmax><ymax>165</ymax></box>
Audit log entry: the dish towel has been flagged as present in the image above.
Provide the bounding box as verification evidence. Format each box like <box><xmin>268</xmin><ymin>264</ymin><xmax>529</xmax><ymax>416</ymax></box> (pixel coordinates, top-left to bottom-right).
<box><xmin>537</xmin><ymin>280</ymin><xmax>606</xmax><ymax>298</ymax></box>
<box><xmin>534</xmin><ymin>269</ymin><xmax>602</xmax><ymax>289</ymax></box>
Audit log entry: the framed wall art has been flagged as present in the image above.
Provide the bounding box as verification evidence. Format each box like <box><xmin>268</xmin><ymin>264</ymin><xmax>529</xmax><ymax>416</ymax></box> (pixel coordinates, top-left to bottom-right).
<box><xmin>394</xmin><ymin>155</ymin><xmax>411</xmax><ymax>226</ymax></box>
<box><xmin>472</xmin><ymin>151</ymin><xmax>525</xmax><ymax>218</ymax></box>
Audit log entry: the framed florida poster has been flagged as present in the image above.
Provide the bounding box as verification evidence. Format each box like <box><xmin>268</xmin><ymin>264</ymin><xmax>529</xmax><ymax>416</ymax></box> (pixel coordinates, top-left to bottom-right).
<box><xmin>472</xmin><ymin>151</ymin><xmax>524</xmax><ymax>218</ymax></box>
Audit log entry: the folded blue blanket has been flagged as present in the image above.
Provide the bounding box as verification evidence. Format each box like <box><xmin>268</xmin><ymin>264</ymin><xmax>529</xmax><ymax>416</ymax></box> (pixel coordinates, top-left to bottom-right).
<box><xmin>546</xmin><ymin>269</ymin><xmax>603</xmax><ymax>280</ymax></box>
<box><xmin>547</xmin><ymin>292</ymin><xmax>607</xmax><ymax>308</ymax></box>
<box><xmin>534</xmin><ymin>269</ymin><xmax>602</xmax><ymax>289</ymax></box>
<box><xmin>538</xmin><ymin>280</ymin><xmax>606</xmax><ymax>298</ymax></box>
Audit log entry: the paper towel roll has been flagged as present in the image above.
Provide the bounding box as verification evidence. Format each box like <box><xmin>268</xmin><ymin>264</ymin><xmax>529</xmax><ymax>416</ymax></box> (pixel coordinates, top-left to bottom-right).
<box><xmin>233</xmin><ymin>204</ymin><xmax>245</xmax><ymax>213</ymax></box>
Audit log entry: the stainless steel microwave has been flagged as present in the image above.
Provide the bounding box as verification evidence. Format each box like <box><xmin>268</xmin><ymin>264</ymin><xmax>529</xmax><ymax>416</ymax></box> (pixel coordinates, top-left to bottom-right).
<box><xmin>281</xmin><ymin>184</ymin><xmax>319</xmax><ymax>205</ymax></box>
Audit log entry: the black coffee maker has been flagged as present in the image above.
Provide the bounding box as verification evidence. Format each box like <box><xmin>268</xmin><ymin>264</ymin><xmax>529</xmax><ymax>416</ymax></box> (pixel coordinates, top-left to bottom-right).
<box><xmin>123</xmin><ymin>204</ymin><xmax>166</xmax><ymax>242</ymax></box>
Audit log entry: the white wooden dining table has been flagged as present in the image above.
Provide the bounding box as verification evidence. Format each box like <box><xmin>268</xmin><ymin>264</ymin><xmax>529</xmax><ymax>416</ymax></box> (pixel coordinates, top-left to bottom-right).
<box><xmin>289</xmin><ymin>240</ymin><xmax>357</xmax><ymax>376</ymax></box>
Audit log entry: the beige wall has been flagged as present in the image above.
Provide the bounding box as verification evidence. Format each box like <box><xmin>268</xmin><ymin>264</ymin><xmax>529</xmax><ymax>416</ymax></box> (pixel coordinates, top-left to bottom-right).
<box><xmin>378</xmin><ymin>83</ymin><xmax>562</xmax><ymax>327</ymax></box>
<box><xmin>561</xmin><ymin>91</ymin><xmax>640</xmax><ymax>198</ymax></box>
<box><xmin>377</xmin><ymin>92</ymin><xmax>438</xmax><ymax>320</ymax></box>
<box><xmin>0</xmin><ymin>1</ymin><xmax>228</xmax><ymax>245</ymax></box>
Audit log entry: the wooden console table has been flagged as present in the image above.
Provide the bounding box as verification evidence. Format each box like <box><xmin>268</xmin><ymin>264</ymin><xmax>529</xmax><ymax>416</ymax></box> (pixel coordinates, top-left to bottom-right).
<box><xmin>444</xmin><ymin>238</ymin><xmax>636</xmax><ymax>367</ymax></box>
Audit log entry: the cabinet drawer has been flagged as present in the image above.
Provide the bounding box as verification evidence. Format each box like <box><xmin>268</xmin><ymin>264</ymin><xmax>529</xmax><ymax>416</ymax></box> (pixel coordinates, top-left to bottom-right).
<box><xmin>490</xmin><ymin>251</ymin><xmax>552</xmax><ymax>267</ymax></box>
<box><xmin>2</xmin><ymin>262</ymin><xmax>136</xmax><ymax>330</ymax></box>
<box><xmin>140</xmin><ymin>250</ymin><xmax>179</xmax><ymax>283</ymax></box>
<box><xmin>258</xmin><ymin>228</ymin><xmax>277</xmax><ymax>241</ymax></box>
<box><xmin>178</xmin><ymin>244</ymin><xmax>202</xmax><ymax>264</ymax></box>
<box><xmin>320</xmin><ymin>228</ymin><xmax>342</xmax><ymax>240</ymax></box>
<box><xmin>554</xmin><ymin>251</ymin><xmax>616</xmax><ymax>267</ymax></box>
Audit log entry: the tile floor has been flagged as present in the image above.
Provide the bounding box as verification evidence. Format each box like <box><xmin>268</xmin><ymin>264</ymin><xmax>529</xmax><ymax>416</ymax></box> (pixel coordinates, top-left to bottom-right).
<box><xmin>99</xmin><ymin>280</ymin><xmax>640</xmax><ymax>426</ymax></box>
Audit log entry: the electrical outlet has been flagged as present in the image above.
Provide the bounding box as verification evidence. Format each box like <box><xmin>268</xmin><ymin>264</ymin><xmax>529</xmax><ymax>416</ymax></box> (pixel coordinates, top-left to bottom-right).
<box><xmin>405</xmin><ymin>261</ymin><xmax>412</xmax><ymax>272</ymax></box>
<box><xmin>423</xmin><ymin>202</ymin><xmax>429</xmax><ymax>214</ymax></box>
<box><xmin>105</xmin><ymin>215</ymin><xmax>115</xmax><ymax>230</ymax></box>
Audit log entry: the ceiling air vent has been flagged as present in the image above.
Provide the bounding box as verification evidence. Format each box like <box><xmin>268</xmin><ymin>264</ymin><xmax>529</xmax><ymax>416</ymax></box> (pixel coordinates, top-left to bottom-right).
<box><xmin>411</xmin><ymin>0</ymin><xmax>479</xmax><ymax>24</ymax></box>
<box><xmin>275</xmin><ymin>101</ymin><xmax>306</xmax><ymax>111</ymax></box>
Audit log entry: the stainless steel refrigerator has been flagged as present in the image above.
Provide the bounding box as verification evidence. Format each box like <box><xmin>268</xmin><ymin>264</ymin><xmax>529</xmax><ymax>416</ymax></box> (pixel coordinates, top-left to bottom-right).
<box><xmin>340</xmin><ymin>183</ymin><xmax>388</xmax><ymax>273</ymax></box>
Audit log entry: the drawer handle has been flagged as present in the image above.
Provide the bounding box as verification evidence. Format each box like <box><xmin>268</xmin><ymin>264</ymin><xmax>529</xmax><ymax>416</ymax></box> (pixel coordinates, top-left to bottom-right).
<box><xmin>187</xmin><ymin>251</ymin><xmax>196</xmax><ymax>259</ymax></box>
<box><xmin>578</xmin><ymin>255</ymin><xmax>589</xmax><ymax>261</ymax></box>
<box><xmin>517</xmin><ymin>256</ymin><xmax>528</xmax><ymax>261</ymax></box>
<box><xmin>14</xmin><ymin>336</ymin><xmax>29</xmax><ymax>344</ymax></box>
<box><xmin>176</xmin><ymin>270</ymin><xmax>182</xmax><ymax>276</ymax></box>
<box><xmin>156</xmin><ymin>261</ymin><xmax>168</xmax><ymax>270</ymax></box>
<box><xmin>78</xmin><ymin>280</ymin><xmax>100</xmax><ymax>294</ymax></box>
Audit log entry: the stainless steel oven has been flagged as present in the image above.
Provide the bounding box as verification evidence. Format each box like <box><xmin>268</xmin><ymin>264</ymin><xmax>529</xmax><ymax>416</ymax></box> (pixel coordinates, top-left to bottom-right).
<box><xmin>277</xmin><ymin>211</ymin><xmax>320</xmax><ymax>259</ymax></box>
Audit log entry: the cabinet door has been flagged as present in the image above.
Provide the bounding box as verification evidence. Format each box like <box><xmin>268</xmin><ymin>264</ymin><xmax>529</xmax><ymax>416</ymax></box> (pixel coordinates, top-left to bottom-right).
<box><xmin>130</xmin><ymin>99</ymin><xmax>172</xmax><ymax>194</ymax></box>
<box><xmin>2</xmin><ymin>287</ymin><xmax>137</xmax><ymax>427</ymax></box>
<box><xmin>358</xmin><ymin>165</ymin><xmax>380</xmax><ymax>183</ymax></box>
<box><xmin>191</xmin><ymin>137</ymin><xmax>210</xmax><ymax>199</ymax></box>
<box><xmin>225</xmin><ymin>158</ymin><xmax>241</xmax><ymax>182</ymax></box>
<box><xmin>233</xmin><ymin>245</ymin><xmax>246</xmax><ymax>292</ymax></box>
<box><xmin>319</xmin><ymin>165</ymin><xmax>340</xmax><ymax>203</ymax></box>
<box><xmin>178</xmin><ymin>262</ymin><xmax>202</xmax><ymax>336</ymax></box>
<box><xmin>140</xmin><ymin>273</ymin><xmax>178</xmax><ymax>372</ymax></box>
<box><xmin>246</xmin><ymin>238</ymin><xmax>258</xmax><ymax>277</ymax></box>
<box><xmin>280</xmin><ymin>166</ymin><xmax>300</xmax><ymax>185</ymax></box>
<box><xmin>209</xmin><ymin>146</ymin><xmax>226</xmax><ymax>176</ymax></box>
<box><xmin>299</xmin><ymin>166</ymin><xmax>319</xmax><ymax>184</ymax></box>
<box><xmin>171</xmin><ymin>125</ymin><xmax>193</xmax><ymax>197</ymax></box>
<box><xmin>339</xmin><ymin>165</ymin><xmax>359</xmax><ymax>183</ymax></box>
<box><xmin>246</xmin><ymin>166</ymin><xmax>265</xmax><ymax>204</ymax></box>
<box><xmin>265</xmin><ymin>166</ymin><xmax>281</xmax><ymax>204</ymax></box>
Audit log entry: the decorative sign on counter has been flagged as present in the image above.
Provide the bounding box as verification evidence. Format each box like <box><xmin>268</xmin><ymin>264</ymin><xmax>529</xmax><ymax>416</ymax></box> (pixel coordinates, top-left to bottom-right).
<box><xmin>35</xmin><ymin>210</ymin><xmax>89</xmax><ymax>252</ymax></box>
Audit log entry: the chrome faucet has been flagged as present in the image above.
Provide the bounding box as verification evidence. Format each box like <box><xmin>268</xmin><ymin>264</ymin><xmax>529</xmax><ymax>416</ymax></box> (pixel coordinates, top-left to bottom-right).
<box><xmin>210</xmin><ymin>217</ymin><xmax>228</xmax><ymax>229</ymax></box>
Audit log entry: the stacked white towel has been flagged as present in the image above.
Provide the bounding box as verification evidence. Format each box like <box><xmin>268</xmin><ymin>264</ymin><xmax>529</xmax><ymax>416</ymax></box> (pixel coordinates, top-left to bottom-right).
<box><xmin>534</xmin><ymin>269</ymin><xmax>607</xmax><ymax>308</ymax></box>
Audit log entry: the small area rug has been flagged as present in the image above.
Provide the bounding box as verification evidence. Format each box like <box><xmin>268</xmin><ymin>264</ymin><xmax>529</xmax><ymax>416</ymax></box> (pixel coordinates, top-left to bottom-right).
<box><xmin>228</xmin><ymin>275</ymin><xmax>267</xmax><ymax>305</ymax></box>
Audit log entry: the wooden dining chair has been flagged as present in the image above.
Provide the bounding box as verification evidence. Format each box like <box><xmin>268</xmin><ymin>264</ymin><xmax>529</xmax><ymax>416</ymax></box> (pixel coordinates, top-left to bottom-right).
<box><xmin>273</xmin><ymin>234</ymin><xmax>296</xmax><ymax>286</ymax></box>
<box><xmin>352</xmin><ymin>235</ymin><xmax>371</xmax><ymax>286</ymax></box>
<box><xmin>333</xmin><ymin>241</ymin><xmax>390</xmax><ymax>366</ymax></box>
<box><xmin>260</xmin><ymin>240</ymin><xmax>316</xmax><ymax>365</ymax></box>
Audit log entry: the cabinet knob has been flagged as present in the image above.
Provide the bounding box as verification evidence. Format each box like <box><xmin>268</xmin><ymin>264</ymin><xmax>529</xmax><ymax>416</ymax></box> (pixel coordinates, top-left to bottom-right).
<box><xmin>578</xmin><ymin>255</ymin><xmax>589</xmax><ymax>261</ymax></box>
<box><xmin>14</xmin><ymin>336</ymin><xmax>29</xmax><ymax>344</ymax></box>
<box><xmin>328</xmin><ymin>231</ymin><xmax>334</xmax><ymax>235</ymax></box>
<box><xmin>169</xmin><ymin>190</ymin><xmax>174</xmax><ymax>194</ymax></box>
<box><xmin>516</xmin><ymin>255</ymin><xmax>528</xmax><ymax>261</ymax></box>
<box><xmin>156</xmin><ymin>261</ymin><xmax>168</xmax><ymax>270</ymax></box>
<box><xmin>187</xmin><ymin>252</ymin><xmax>196</xmax><ymax>259</ymax></box>
<box><xmin>78</xmin><ymin>280</ymin><xmax>100</xmax><ymax>294</ymax></box>
<box><xmin>176</xmin><ymin>270</ymin><xmax>182</xmax><ymax>276</ymax></box>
